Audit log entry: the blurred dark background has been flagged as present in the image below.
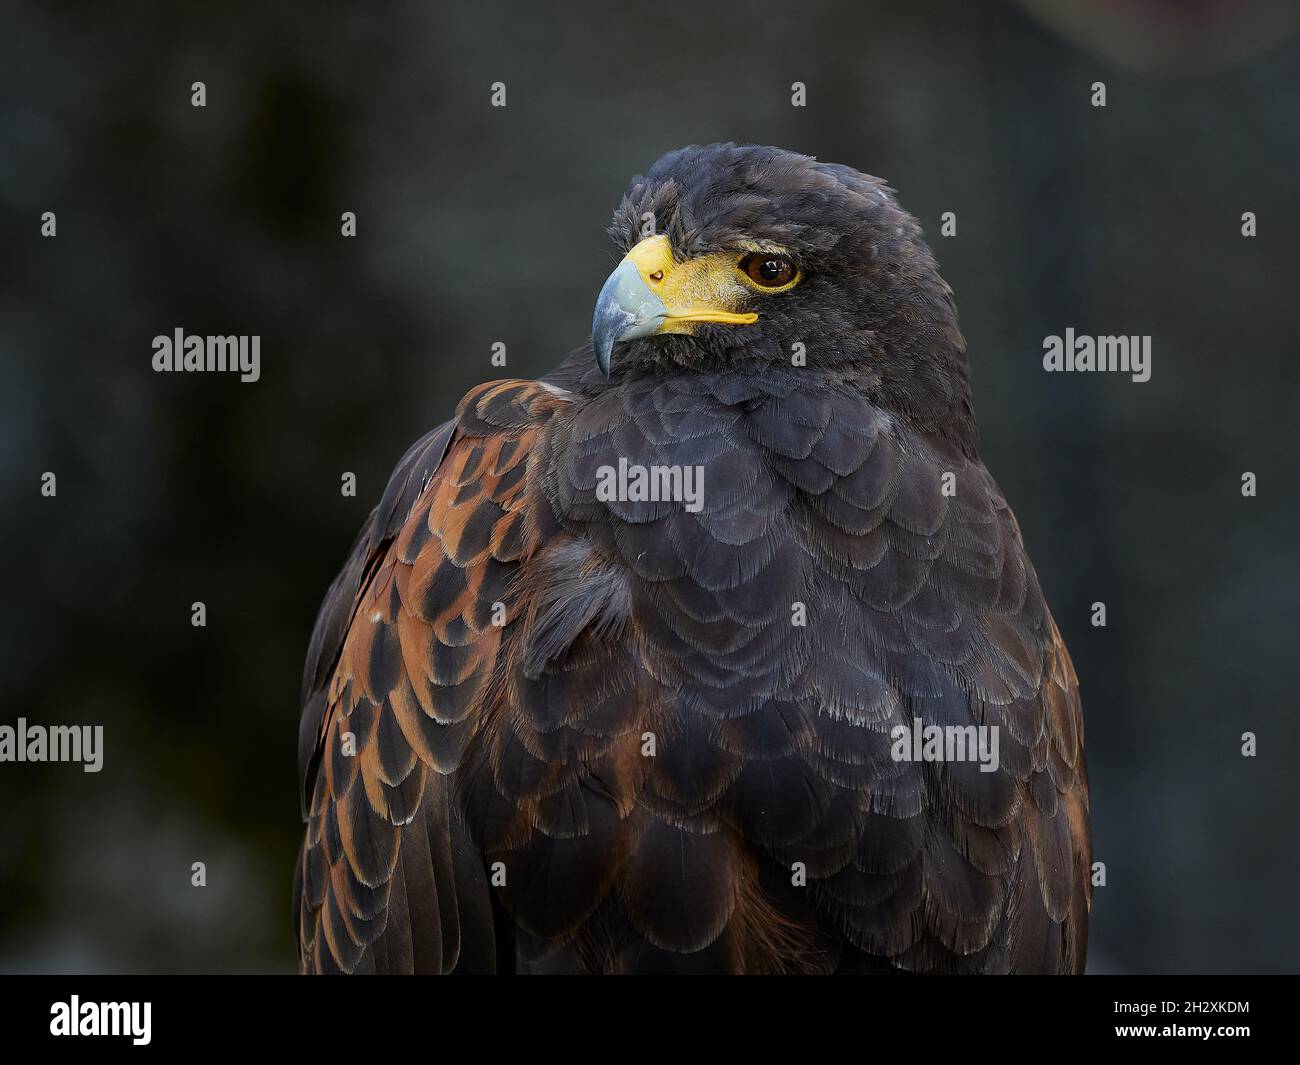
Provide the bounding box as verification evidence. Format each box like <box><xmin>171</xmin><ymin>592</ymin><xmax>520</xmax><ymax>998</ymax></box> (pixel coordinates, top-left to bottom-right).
<box><xmin>2</xmin><ymin>0</ymin><xmax>1297</xmax><ymax>973</ymax></box>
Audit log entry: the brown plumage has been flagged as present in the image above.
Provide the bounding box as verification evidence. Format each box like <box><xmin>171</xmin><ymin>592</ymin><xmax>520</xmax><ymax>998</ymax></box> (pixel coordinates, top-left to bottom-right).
<box><xmin>295</xmin><ymin>144</ymin><xmax>1091</xmax><ymax>974</ymax></box>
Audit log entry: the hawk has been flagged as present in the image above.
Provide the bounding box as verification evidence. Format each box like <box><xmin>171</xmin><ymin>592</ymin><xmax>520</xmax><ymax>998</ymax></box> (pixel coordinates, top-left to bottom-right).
<box><xmin>294</xmin><ymin>143</ymin><xmax>1092</xmax><ymax>974</ymax></box>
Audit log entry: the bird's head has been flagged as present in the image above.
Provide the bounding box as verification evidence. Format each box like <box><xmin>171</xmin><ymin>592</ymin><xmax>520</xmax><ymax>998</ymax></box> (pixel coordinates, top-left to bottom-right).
<box><xmin>592</xmin><ymin>143</ymin><xmax>975</xmax><ymax>445</ymax></box>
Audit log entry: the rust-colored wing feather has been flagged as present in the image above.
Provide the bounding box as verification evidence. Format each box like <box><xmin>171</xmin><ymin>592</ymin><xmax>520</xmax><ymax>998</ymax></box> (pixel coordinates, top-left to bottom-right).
<box><xmin>294</xmin><ymin>380</ymin><xmax>567</xmax><ymax>973</ymax></box>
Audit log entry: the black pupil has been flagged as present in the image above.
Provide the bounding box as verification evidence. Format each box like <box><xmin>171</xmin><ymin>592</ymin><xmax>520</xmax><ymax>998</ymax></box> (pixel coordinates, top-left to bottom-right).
<box><xmin>759</xmin><ymin>258</ymin><xmax>783</xmax><ymax>281</ymax></box>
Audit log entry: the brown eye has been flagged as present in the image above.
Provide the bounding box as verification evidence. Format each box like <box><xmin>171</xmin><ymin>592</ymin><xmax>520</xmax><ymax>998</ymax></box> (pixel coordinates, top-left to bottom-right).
<box><xmin>740</xmin><ymin>253</ymin><xmax>797</xmax><ymax>289</ymax></box>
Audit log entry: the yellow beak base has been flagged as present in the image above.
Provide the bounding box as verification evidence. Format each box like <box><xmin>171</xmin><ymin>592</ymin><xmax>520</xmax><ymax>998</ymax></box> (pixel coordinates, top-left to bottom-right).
<box><xmin>621</xmin><ymin>235</ymin><xmax>759</xmax><ymax>330</ymax></box>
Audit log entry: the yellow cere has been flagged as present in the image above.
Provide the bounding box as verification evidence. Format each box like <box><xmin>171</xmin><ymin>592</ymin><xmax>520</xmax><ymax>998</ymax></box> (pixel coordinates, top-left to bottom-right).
<box><xmin>621</xmin><ymin>234</ymin><xmax>798</xmax><ymax>333</ymax></box>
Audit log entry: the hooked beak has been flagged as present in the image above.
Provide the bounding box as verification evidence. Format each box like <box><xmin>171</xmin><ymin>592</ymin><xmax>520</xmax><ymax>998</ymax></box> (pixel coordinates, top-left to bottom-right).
<box><xmin>590</xmin><ymin>235</ymin><xmax>759</xmax><ymax>375</ymax></box>
<box><xmin>591</xmin><ymin>257</ymin><xmax>667</xmax><ymax>376</ymax></box>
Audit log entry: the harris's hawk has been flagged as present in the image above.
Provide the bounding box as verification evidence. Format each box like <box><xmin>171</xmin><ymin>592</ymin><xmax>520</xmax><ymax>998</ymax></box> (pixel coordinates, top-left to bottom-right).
<box><xmin>294</xmin><ymin>143</ymin><xmax>1092</xmax><ymax>974</ymax></box>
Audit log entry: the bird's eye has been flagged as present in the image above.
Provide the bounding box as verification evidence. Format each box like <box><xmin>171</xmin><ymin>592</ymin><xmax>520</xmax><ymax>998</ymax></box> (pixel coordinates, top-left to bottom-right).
<box><xmin>739</xmin><ymin>253</ymin><xmax>798</xmax><ymax>290</ymax></box>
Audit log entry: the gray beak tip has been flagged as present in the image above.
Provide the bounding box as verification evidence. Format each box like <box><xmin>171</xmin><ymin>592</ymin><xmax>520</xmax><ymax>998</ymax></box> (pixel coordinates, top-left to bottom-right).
<box><xmin>595</xmin><ymin>339</ymin><xmax>612</xmax><ymax>377</ymax></box>
<box><xmin>591</xmin><ymin>258</ymin><xmax>666</xmax><ymax>377</ymax></box>
<box><xmin>591</xmin><ymin>315</ymin><xmax>619</xmax><ymax>376</ymax></box>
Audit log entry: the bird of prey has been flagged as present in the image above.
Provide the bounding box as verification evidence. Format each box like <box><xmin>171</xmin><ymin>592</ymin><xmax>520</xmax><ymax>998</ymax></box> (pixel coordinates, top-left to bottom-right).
<box><xmin>295</xmin><ymin>143</ymin><xmax>1092</xmax><ymax>974</ymax></box>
